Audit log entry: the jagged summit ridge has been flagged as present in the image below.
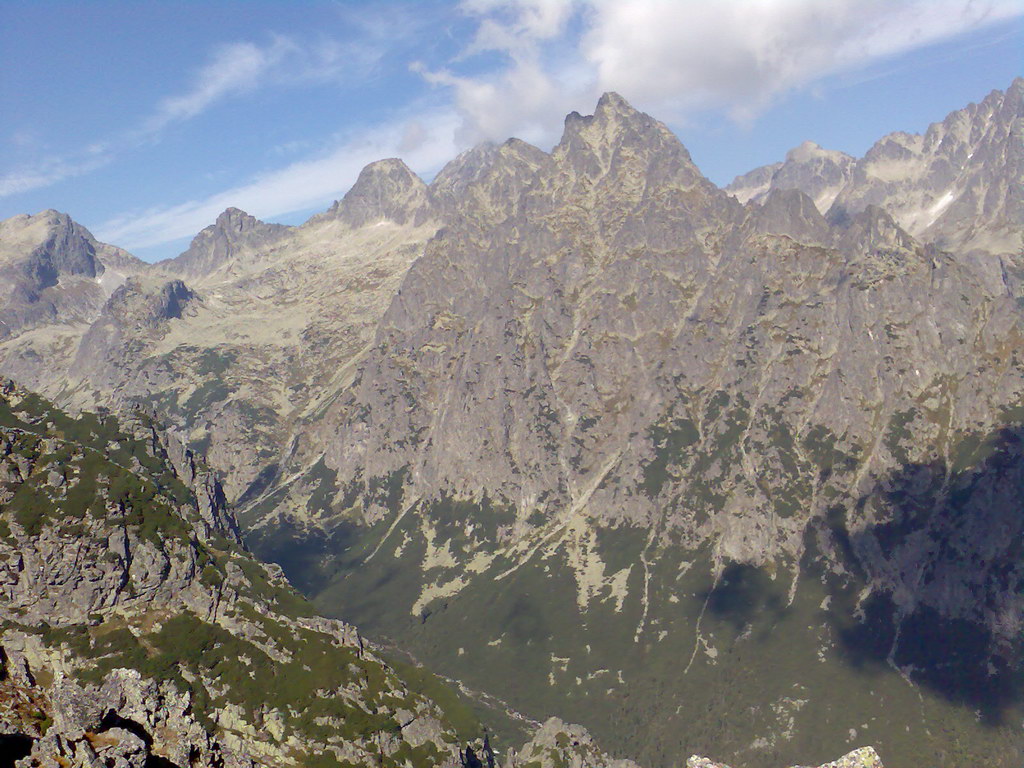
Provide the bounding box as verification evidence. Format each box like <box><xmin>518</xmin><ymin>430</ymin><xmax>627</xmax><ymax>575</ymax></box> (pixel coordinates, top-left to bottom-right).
<box><xmin>731</xmin><ymin>75</ymin><xmax>1023</xmax><ymax>258</ymax></box>
<box><xmin>160</xmin><ymin>206</ymin><xmax>290</xmax><ymax>280</ymax></box>
<box><xmin>555</xmin><ymin>91</ymin><xmax>711</xmax><ymax>193</ymax></box>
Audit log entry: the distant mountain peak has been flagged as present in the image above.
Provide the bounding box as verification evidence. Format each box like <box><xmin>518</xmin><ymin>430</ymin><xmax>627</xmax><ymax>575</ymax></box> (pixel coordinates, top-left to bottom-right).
<box><xmin>214</xmin><ymin>206</ymin><xmax>253</xmax><ymax>226</ymax></box>
<box><xmin>318</xmin><ymin>157</ymin><xmax>433</xmax><ymax>229</ymax></box>
<box><xmin>734</xmin><ymin>75</ymin><xmax>1022</xmax><ymax>256</ymax></box>
<box><xmin>595</xmin><ymin>90</ymin><xmax>639</xmax><ymax>119</ymax></box>
<box><xmin>160</xmin><ymin>208</ymin><xmax>289</xmax><ymax>280</ymax></box>
<box><xmin>728</xmin><ymin>141</ymin><xmax>854</xmax><ymax>210</ymax></box>
<box><xmin>785</xmin><ymin>140</ymin><xmax>852</xmax><ymax>165</ymax></box>
<box><xmin>0</xmin><ymin>207</ymin><xmax>102</xmax><ymax>282</ymax></box>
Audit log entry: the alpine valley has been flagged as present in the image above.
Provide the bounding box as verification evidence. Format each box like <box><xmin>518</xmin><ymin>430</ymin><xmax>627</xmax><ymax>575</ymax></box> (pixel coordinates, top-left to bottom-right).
<box><xmin>0</xmin><ymin>78</ymin><xmax>1021</xmax><ymax>768</ymax></box>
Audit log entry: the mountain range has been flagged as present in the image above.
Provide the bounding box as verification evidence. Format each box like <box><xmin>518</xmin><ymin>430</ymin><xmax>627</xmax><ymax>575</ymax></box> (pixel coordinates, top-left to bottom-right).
<box><xmin>0</xmin><ymin>77</ymin><xmax>1021</xmax><ymax>768</ymax></box>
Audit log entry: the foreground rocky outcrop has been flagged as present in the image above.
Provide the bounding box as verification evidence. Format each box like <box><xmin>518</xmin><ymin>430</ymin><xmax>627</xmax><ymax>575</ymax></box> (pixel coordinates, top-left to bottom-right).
<box><xmin>505</xmin><ymin>717</ymin><xmax>643</xmax><ymax>768</ymax></box>
<box><xmin>689</xmin><ymin>747</ymin><xmax>883</xmax><ymax>768</ymax></box>
<box><xmin>0</xmin><ymin>380</ymin><xmax>480</xmax><ymax>767</ymax></box>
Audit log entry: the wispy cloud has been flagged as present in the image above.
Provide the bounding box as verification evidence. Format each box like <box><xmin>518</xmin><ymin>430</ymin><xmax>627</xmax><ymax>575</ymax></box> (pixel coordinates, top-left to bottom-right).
<box><xmin>0</xmin><ymin>147</ymin><xmax>113</xmax><ymax>197</ymax></box>
<box><xmin>142</xmin><ymin>40</ymin><xmax>290</xmax><ymax>134</ymax></box>
<box><xmin>139</xmin><ymin>35</ymin><xmax>378</xmax><ymax>136</ymax></box>
<box><xmin>0</xmin><ymin>33</ymin><xmax>374</xmax><ymax>199</ymax></box>
<box><xmin>95</xmin><ymin>109</ymin><xmax>461</xmax><ymax>250</ymax></box>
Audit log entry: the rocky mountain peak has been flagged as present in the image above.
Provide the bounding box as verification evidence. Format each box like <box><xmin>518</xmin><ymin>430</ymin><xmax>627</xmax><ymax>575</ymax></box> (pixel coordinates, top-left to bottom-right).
<box><xmin>728</xmin><ymin>141</ymin><xmax>855</xmax><ymax>212</ymax></box>
<box><xmin>430</xmin><ymin>138</ymin><xmax>549</xmax><ymax>223</ymax></box>
<box><xmin>213</xmin><ymin>206</ymin><xmax>260</xmax><ymax>231</ymax></box>
<box><xmin>786</xmin><ymin>140</ymin><xmax>846</xmax><ymax>166</ymax></box>
<box><xmin>432</xmin><ymin>139</ymin><xmax>547</xmax><ymax>196</ymax></box>
<box><xmin>0</xmin><ymin>210</ymin><xmax>110</xmax><ymax>339</ymax></box>
<box><xmin>0</xmin><ymin>208</ymin><xmax>103</xmax><ymax>281</ymax></box>
<box><xmin>594</xmin><ymin>90</ymin><xmax>640</xmax><ymax>120</ymax></box>
<box><xmin>552</xmin><ymin>92</ymin><xmax>716</xmax><ymax>217</ymax></box>
<box><xmin>322</xmin><ymin>157</ymin><xmax>433</xmax><ymax>229</ymax></box>
<box><xmin>1007</xmin><ymin>75</ymin><xmax>1024</xmax><ymax>102</ymax></box>
<box><xmin>558</xmin><ymin>92</ymin><xmax>676</xmax><ymax>157</ymax></box>
<box><xmin>160</xmin><ymin>207</ymin><xmax>289</xmax><ymax>280</ymax></box>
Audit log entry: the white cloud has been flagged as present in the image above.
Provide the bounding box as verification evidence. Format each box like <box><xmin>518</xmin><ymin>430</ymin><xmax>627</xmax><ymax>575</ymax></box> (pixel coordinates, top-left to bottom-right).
<box><xmin>144</xmin><ymin>41</ymin><xmax>288</xmax><ymax>132</ymax></box>
<box><xmin>427</xmin><ymin>0</ymin><xmax>1024</xmax><ymax>142</ymax></box>
<box><xmin>416</xmin><ymin>0</ymin><xmax>589</xmax><ymax>146</ymax></box>
<box><xmin>141</xmin><ymin>35</ymin><xmax>370</xmax><ymax>136</ymax></box>
<box><xmin>95</xmin><ymin>110</ymin><xmax>461</xmax><ymax>250</ymax></box>
<box><xmin>462</xmin><ymin>0</ymin><xmax>577</xmax><ymax>53</ymax></box>
<box><xmin>418</xmin><ymin>55</ymin><xmax>576</xmax><ymax>147</ymax></box>
<box><xmin>581</xmin><ymin>0</ymin><xmax>1024</xmax><ymax>122</ymax></box>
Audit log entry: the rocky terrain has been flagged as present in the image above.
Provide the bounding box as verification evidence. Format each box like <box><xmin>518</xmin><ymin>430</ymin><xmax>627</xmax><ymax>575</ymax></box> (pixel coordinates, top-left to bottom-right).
<box><xmin>728</xmin><ymin>78</ymin><xmax>1023</xmax><ymax>273</ymax></box>
<box><xmin>0</xmin><ymin>163</ymin><xmax>442</xmax><ymax>501</ymax></box>
<box><xmin>687</xmin><ymin>748</ymin><xmax>883</xmax><ymax>768</ymax></box>
<box><xmin>0</xmin><ymin>380</ymin><xmax>885</xmax><ymax>768</ymax></box>
<box><xmin>0</xmin><ymin>380</ymin><xmax>489</xmax><ymax>767</ymax></box>
<box><xmin>0</xmin><ymin>78</ymin><xmax>1021</xmax><ymax>767</ymax></box>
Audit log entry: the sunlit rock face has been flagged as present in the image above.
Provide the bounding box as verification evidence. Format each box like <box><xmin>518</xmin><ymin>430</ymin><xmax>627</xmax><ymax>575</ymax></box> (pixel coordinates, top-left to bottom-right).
<box><xmin>730</xmin><ymin>77</ymin><xmax>1024</xmax><ymax>262</ymax></box>
<box><xmin>0</xmin><ymin>80</ymin><xmax>1021</xmax><ymax>768</ymax></box>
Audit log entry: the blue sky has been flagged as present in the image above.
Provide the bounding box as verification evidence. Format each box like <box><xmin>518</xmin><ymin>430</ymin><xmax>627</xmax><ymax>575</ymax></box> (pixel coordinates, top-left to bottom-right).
<box><xmin>2</xmin><ymin>0</ymin><xmax>1022</xmax><ymax>262</ymax></box>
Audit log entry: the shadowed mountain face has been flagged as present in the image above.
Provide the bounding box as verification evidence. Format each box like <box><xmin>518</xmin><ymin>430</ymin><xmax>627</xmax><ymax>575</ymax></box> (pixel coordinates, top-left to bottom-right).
<box><xmin>0</xmin><ymin>82</ymin><xmax>1022</xmax><ymax>768</ymax></box>
<box><xmin>0</xmin><ymin>210</ymin><xmax>145</xmax><ymax>340</ymax></box>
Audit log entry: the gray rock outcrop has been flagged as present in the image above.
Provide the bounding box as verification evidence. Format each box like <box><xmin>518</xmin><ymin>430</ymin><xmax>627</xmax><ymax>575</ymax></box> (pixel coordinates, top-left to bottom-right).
<box><xmin>0</xmin><ymin>382</ymin><xmax>472</xmax><ymax>768</ymax></box>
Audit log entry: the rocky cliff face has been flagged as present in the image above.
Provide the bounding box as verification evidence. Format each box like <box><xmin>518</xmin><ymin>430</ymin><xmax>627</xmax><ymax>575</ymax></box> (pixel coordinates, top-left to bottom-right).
<box><xmin>255</xmin><ymin>91</ymin><xmax>1023</xmax><ymax>768</ymax></box>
